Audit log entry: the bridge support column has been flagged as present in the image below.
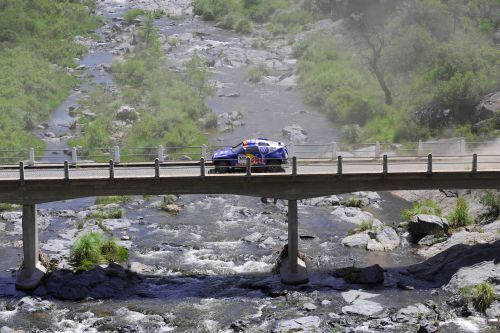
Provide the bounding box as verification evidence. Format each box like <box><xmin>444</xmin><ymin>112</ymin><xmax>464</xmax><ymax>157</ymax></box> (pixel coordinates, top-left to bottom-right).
<box><xmin>279</xmin><ymin>199</ymin><xmax>309</xmax><ymax>285</ymax></box>
<box><xmin>15</xmin><ymin>204</ymin><xmax>46</xmax><ymax>290</ymax></box>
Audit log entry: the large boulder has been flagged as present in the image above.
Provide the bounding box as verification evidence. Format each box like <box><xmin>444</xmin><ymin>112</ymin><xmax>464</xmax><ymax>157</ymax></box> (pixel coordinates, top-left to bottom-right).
<box><xmin>375</xmin><ymin>227</ymin><xmax>400</xmax><ymax>251</ymax></box>
<box><xmin>408</xmin><ymin>215</ymin><xmax>449</xmax><ymax>241</ymax></box>
<box><xmin>272</xmin><ymin>316</ymin><xmax>320</xmax><ymax>332</ymax></box>
<box><xmin>333</xmin><ymin>264</ymin><xmax>384</xmax><ymax>284</ymax></box>
<box><xmin>341</xmin><ymin>231</ymin><xmax>371</xmax><ymax>248</ymax></box>
<box><xmin>116</xmin><ymin>105</ymin><xmax>138</xmax><ymax>122</ymax></box>
<box><xmin>341</xmin><ymin>290</ymin><xmax>384</xmax><ymax>316</ymax></box>
<box><xmin>282</xmin><ymin>124</ymin><xmax>308</xmax><ymax>144</ymax></box>
<box><xmin>474</xmin><ymin>91</ymin><xmax>500</xmax><ymax>121</ymax></box>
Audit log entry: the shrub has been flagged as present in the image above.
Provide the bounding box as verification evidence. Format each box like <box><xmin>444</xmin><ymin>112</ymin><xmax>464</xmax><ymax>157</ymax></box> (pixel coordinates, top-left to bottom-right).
<box><xmin>460</xmin><ymin>281</ymin><xmax>496</xmax><ymax>313</ymax></box>
<box><xmin>480</xmin><ymin>191</ymin><xmax>500</xmax><ymax>220</ymax></box>
<box><xmin>0</xmin><ymin>203</ymin><xmax>17</xmax><ymax>212</ymax></box>
<box><xmin>203</xmin><ymin>113</ymin><xmax>219</xmax><ymax>129</ymax></box>
<box><xmin>341</xmin><ymin>124</ymin><xmax>361</xmax><ymax>144</ymax></box>
<box><xmin>220</xmin><ymin>13</ymin><xmax>240</xmax><ymax>29</ymax></box>
<box><xmin>95</xmin><ymin>196</ymin><xmax>131</xmax><ymax>205</ymax></box>
<box><xmin>88</xmin><ymin>208</ymin><xmax>124</xmax><ymax>220</ymax></box>
<box><xmin>347</xmin><ymin>219</ymin><xmax>373</xmax><ymax>235</ymax></box>
<box><xmin>235</xmin><ymin>18</ymin><xmax>253</xmax><ymax>34</ymax></box>
<box><xmin>402</xmin><ymin>199</ymin><xmax>442</xmax><ymax>221</ymax></box>
<box><xmin>70</xmin><ymin>232</ymin><xmax>129</xmax><ymax>272</ymax></box>
<box><xmin>123</xmin><ymin>9</ymin><xmax>145</xmax><ymax>25</ymax></box>
<box><xmin>448</xmin><ymin>197</ymin><xmax>474</xmax><ymax>229</ymax></box>
<box><xmin>247</xmin><ymin>63</ymin><xmax>269</xmax><ymax>83</ymax></box>
<box><xmin>345</xmin><ymin>196</ymin><xmax>364</xmax><ymax>208</ymax></box>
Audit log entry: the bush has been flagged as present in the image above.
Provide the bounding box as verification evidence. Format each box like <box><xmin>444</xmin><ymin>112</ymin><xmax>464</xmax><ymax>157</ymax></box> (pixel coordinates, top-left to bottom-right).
<box><xmin>402</xmin><ymin>199</ymin><xmax>442</xmax><ymax>221</ymax></box>
<box><xmin>203</xmin><ymin>113</ymin><xmax>219</xmax><ymax>129</ymax></box>
<box><xmin>345</xmin><ymin>196</ymin><xmax>364</xmax><ymax>208</ymax></box>
<box><xmin>347</xmin><ymin>219</ymin><xmax>373</xmax><ymax>235</ymax></box>
<box><xmin>0</xmin><ymin>203</ymin><xmax>17</xmax><ymax>212</ymax></box>
<box><xmin>70</xmin><ymin>232</ymin><xmax>129</xmax><ymax>272</ymax></box>
<box><xmin>448</xmin><ymin>197</ymin><xmax>474</xmax><ymax>229</ymax></box>
<box><xmin>88</xmin><ymin>208</ymin><xmax>124</xmax><ymax>220</ymax></box>
<box><xmin>235</xmin><ymin>18</ymin><xmax>253</xmax><ymax>33</ymax></box>
<box><xmin>95</xmin><ymin>196</ymin><xmax>131</xmax><ymax>205</ymax></box>
<box><xmin>480</xmin><ymin>191</ymin><xmax>500</xmax><ymax>220</ymax></box>
<box><xmin>460</xmin><ymin>281</ymin><xmax>496</xmax><ymax>313</ymax></box>
<box><xmin>341</xmin><ymin>124</ymin><xmax>361</xmax><ymax>144</ymax></box>
<box><xmin>123</xmin><ymin>9</ymin><xmax>145</xmax><ymax>25</ymax></box>
<box><xmin>247</xmin><ymin>63</ymin><xmax>269</xmax><ymax>83</ymax></box>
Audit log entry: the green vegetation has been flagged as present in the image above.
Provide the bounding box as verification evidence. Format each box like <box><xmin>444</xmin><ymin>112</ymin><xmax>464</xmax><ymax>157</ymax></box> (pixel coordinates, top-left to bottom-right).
<box><xmin>402</xmin><ymin>199</ymin><xmax>442</xmax><ymax>221</ymax></box>
<box><xmin>70</xmin><ymin>232</ymin><xmax>128</xmax><ymax>272</ymax></box>
<box><xmin>123</xmin><ymin>8</ymin><xmax>145</xmax><ymax>25</ymax></box>
<box><xmin>480</xmin><ymin>191</ymin><xmax>500</xmax><ymax>220</ymax></box>
<box><xmin>87</xmin><ymin>208</ymin><xmax>124</xmax><ymax>220</ymax></box>
<box><xmin>345</xmin><ymin>196</ymin><xmax>364</xmax><ymax>208</ymax></box>
<box><xmin>295</xmin><ymin>0</ymin><xmax>500</xmax><ymax>143</ymax></box>
<box><xmin>247</xmin><ymin>63</ymin><xmax>269</xmax><ymax>83</ymax></box>
<box><xmin>348</xmin><ymin>219</ymin><xmax>373</xmax><ymax>235</ymax></box>
<box><xmin>0</xmin><ymin>0</ymin><xmax>101</xmax><ymax>159</ymax></box>
<box><xmin>95</xmin><ymin>196</ymin><xmax>131</xmax><ymax>205</ymax></box>
<box><xmin>0</xmin><ymin>203</ymin><xmax>18</xmax><ymax>212</ymax></box>
<box><xmin>448</xmin><ymin>197</ymin><xmax>474</xmax><ymax>229</ymax></box>
<box><xmin>69</xmin><ymin>14</ymin><xmax>212</xmax><ymax>161</ymax></box>
<box><xmin>460</xmin><ymin>281</ymin><xmax>496</xmax><ymax>313</ymax></box>
<box><xmin>193</xmin><ymin>0</ymin><xmax>314</xmax><ymax>34</ymax></box>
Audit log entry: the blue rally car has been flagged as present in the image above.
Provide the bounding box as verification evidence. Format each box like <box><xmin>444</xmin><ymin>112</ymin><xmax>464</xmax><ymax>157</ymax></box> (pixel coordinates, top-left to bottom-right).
<box><xmin>212</xmin><ymin>139</ymin><xmax>288</xmax><ymax>173</ymax></box>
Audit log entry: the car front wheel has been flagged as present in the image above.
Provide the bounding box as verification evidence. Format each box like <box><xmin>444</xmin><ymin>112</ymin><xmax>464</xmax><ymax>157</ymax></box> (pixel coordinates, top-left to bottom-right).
<box><xmin>214</xmin><ymin>160</ymin><xmax>230</xmax><ymax>173</ymax></box>
<box><xmin>267</xmin><ymin>160</ymin><xmax>282</xmax><ymax>173</ymax></box>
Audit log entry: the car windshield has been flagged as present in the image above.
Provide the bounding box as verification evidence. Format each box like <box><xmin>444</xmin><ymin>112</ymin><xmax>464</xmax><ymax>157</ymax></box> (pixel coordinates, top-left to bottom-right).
<box><xmin>231</xmin><ymin>143</ymin><xmax>243</xmax><ymax>153</ymax></box>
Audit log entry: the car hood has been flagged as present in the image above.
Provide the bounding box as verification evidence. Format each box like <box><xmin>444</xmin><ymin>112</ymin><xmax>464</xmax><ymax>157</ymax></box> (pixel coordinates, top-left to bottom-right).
<box><xmin>213</xmin><ymin>147</ymin><xmax>233</xmax><ymax>158</ymax></box>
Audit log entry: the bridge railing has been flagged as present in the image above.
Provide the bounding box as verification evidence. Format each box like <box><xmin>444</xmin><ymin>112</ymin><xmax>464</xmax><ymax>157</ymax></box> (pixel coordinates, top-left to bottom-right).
<box><xmin>0</xmin><ymin>138</ymin><xmax>498</xmax><ymax>166</ymax></box>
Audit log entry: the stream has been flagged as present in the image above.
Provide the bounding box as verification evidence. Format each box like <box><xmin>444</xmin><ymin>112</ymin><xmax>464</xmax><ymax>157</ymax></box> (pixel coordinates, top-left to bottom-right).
<box><xmin>0</xmin><ymin>1</ymin><xmax>494</xmax><ymax>332</ymax></box>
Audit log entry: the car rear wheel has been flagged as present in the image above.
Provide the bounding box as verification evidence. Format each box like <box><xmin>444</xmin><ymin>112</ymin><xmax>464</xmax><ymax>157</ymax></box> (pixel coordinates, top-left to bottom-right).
<box><xmin>267</xmin><ymin>160</ymin><xmax>281</xmax><ymax>173</ymax></box>
<box><xmin>214</xmin><ymin>160</ymin><xmax>230</xmax><ymax>173</ymax></box>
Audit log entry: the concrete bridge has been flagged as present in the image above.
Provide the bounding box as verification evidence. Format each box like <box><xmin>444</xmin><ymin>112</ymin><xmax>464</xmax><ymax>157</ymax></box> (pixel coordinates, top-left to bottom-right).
<box><xmin>1</xmin><ymin>152</ymin><xmax>499</xmax><ymax>289</ymax></box>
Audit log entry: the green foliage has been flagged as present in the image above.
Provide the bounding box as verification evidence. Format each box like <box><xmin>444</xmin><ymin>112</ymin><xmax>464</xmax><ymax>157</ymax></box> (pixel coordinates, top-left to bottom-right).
<box><xmin>70</xmin><ymin>232</ymin><xmax>128</xmax><ymax>272</ymax></box>
<box><xmin>123</xmin><ymin>9</ymin><xmax>145</xmax><ymax>25</ymax></box>
<box><xmin>347</xmin><ymin>219</ymin><xmax>373</xmax><ymax>235</ymax></box>
<box><xmin>341</xmin><ymin>124</ymin><xmax>361</xmax><ymax>144</ymax></box>
<box><xmin>183</xmin><ymin>53</ymin><xmax>215</xmax><ymax>97</ymax></box>
<box><xmin>402</xmin><ymin>199</ymin><xmax>442</xmax><ymax>221</ymax></box>
<box><xmin>0</xmin><ymin>0</ymin><xmax>100</xmax><ymax>155</ymax></box>
<box><xmin>480</xmin><ymin>191</ymin><xmax>500</xmax><ymax>220</ymax></box>
<box><xmin>448</xmin><ymin>197</ymin><xmax>474</xmax><ymax>229</ymax></box>
<box><xmin>95</xmin><ymin>196</ymin><xmax>131</xmax><ymax>205</ymax></box>
<box><xmin>88</xmin><ymin>208</ymin><xmax>124</xmax><ymax>220</ymax></box>
<box><xmin>460</xmin><ymin>281</ymin><xmax>496</xmax><ymax>313</ymax></box>
<box><xmin>247</xmin><ymin>63</ymin><xmax>269</xmax><ymax>83</ymax></box>
<box><xmin>345</xmin><ymin>196</ymin><xmax>364</xmax><ymax>208</ymax></box>
<box><xmin>0</xmin><ymin>203</ymin><xmax>18</xmax><ymax>212</ymax></box>
<box><xmin>235</xmin><ymin>18</ymin><xmax>253</xmax><ymax>33</ymax></box>
<box><xmin>203</xmin><ymin>113</ymin><xmax>219</xmax><ymax>129</ymax></box>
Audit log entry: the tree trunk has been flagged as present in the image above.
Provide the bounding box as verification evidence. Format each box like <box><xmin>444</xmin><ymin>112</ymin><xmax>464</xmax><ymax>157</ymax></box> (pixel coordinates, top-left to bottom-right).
<box><xmin>373</xmin><ymin>68</ymin><xmax>392</xmax><ymax>105</ymax></box>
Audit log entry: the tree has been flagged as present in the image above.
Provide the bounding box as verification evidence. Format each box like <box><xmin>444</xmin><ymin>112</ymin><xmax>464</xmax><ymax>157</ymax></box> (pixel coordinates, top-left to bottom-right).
<box><xmin>348</xmin><ymin>13</ymin><xmax>394</xmax><ymax>105</ymax></box>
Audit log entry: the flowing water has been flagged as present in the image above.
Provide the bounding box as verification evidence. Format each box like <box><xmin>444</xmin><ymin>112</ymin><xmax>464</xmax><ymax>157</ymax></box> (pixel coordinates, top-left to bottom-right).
<box><xmin>0</xmin><ymin>1</ymin><xmax>489</xmax><ymax>332</ymax></box>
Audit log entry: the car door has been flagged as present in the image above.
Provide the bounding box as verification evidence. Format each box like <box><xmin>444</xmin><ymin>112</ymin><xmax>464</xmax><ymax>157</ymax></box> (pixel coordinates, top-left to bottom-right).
<box><xmin>244</xmin><ymin>145</ymin><xmax>263</xmax><ymax>165</ymax></box>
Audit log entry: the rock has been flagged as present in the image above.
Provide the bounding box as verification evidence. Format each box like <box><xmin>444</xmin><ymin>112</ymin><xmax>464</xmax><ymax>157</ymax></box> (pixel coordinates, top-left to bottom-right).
<box><xmin>282</xmin><ymin>124</ymin><xmax>308</xmax><ymax>144</ymax></box>
<box><xmin>331</xmin><ymin>207</ymin><xmax>374</xmax><ymax>225</ymax></box>
<box><xmin>474</xmin><ymin>91</ymin><xmax>500</xmax><ymax>121</ymax></box>
<box><xmin>302</xmin><ymin>195</ymin><xmax>340</xmax><ymax>207</ymax></box>
<box><xmin>82</xmin><ymin>110</ymin><xmax>97</xmax><ymax>119</ymax></box>
<box><xmin>445</xmin><ymin>260</ymin><xmax>500</xmax><ymax>292</ymax></box>
<box><xmin>219</xmin><ymin>92</ymin><xmax>240</xmax><ymax>98</ymax></box>
<box><xmin>393</xmin><ymin>303</ymin><xmax>432</xmax><ymax>324</ymax></box>
<box><xmin>375</xmin><ymin>227</ymin><xmax>400</xmax><ymax>251</ymax></box>
<box><xmin>230</xmin><ymin>320</ymin><xmax>249</xmax><ymax>332</ymax></box>
<box><xmin>341</xmin><ymin>232</ymin><xmax>371</xmax><ymax>249</ymax></box>
<box><xmin>418</xmin><ymin>234</ymin><xmax>437</xmax><ymax>246</ymax></box>
<box><xmin>342</xmin><ymin>299</ymin><xmax>384</xmax><ymax>316</ymax></box>
<box><xmin>56</xmin><ymin>210</ymin><xmax>76</xmax><ymax>217</ymax></box>
<box><xmin>408</xmin><ymin>215</ymin><xmax>449</xmax><ymax>241</ymax></box>
<box><xmin>0</xmin><ymin>211</ymin><xmax>22</xmax><ymax>222</ymax></box>
<box><xmin>243</xmin><ymin>232</ymin><xmax>263</xmax><ymax>243</ymax></box>
<box><xmin>1</xmin><ymin>327</ymin><xmax>24</xmax><ymax>333</ymax></box>
<box><xmin>366</xmin><ymin>239</ymin><xmax>385</xmax><ymax>251</ymax></box>
<box><xmin>485</xmin><ymin>301</ymin><xmax>500</xmax><ymax>318</ymax></box>
<box><xmin>120</xmin><ymin>235</ymin><xmax>131</xmax><ymax>241</ymax></box>
<box><xmin>303</xmin><ymin>302</ymin><xmax>317</xmax><ymax>311</ymax></box>
<box><xmin>321</xmin><ymin>300</ymin><xmax>331</xmax><ymax>306</ymax></box>
<box><xmin>272</xmin><ymin>316</ymin><xmax>321</xmax><ymax>333</ymax></box>
<box><xmin>44</xmin><ymin>131</ymin><xmax>56</xmax><ymax>138</ymax></box>
<box><xmin>116</xmin><ymin>105</ymin><xmax>138</xmax><ymax>122</ymax></box>
<box><xmin>162</xmin><ymin>204</ymin><xmax>182</xmax><ymax>214</ymax></box>
<box><xmin>334</xmin><ymin>264</ymin><xmax>384</xmax><ymax>284</ymax></box>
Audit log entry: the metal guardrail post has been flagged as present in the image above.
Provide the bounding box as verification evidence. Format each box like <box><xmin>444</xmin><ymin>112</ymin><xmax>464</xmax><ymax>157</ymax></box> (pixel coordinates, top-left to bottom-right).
<box><xmin>200</xmin><ymin>158</ymin><xmax>205</xmax><ymax>177</ymax></box>
<box><xmin>158</xmin><ymin>145</ymin><xmax>165</xmax><ymax>162</ymax></box>
<box><xmin>418</xmin><ymin>140</ymin><xmax>423</xmax><ymax>157</ymax></box>
<box><xmin>383</xmin><ymin>155</ymin><xmax>388</xmax><ymax>175</ymax></box>
<box><xmin>337</xmin><ymin>156</ymin><xmax>342</xmax><ymax>175</ymax></box>
<box><xmin>109</xmin><ymin>160</ymin><xmax>114</xmax><ymax>179</ymax></box>
<box><xmin>201</xmin><ymin>144</ymin><xmax>207</xmax><ymax>160</ymax></box>
<box><xmin>472</xmin><ymin>154</ymin><xmax>477</xmax><ymax>173</ymax></box>
<box><xmin>332</xmin><ymin>142</ymin><xmax>337</xmax><ymax>160</ymax></box>
<box><xmin>71</xmin><ymin>147</ymin><xmax>77</xmax><ymax>165</ymax></box>
<box><xmin>114</xmin><ymin>146</ymin><xmax>120</xmax><ymax>164</ymax></box>
<box><xmin>155</xmin><ymin>158</ymin><xmax>160</xmax><ymax>178</ymax></box>
<box><xmin>427</xmin><ymin>154</ymin><xmax>432</xmax><ymax>175</ymax></box>
<box><xmin>29</xmin><ymin>148</ymin><xmax>35</xmax><ymax>166</ymax></box>
<box><xmin>246</xmin><ymin>157</ymin><xmax>251</xmax><ymax>176</ymax></box>
<box><xmin>375</xmin><ymin>141</ymin><xmax>381</xmax><ymax>157</ymax></box>
<box><xmin>19</xmin><ymin>161</ymin><xmax>24</xmax><ymax>181</ymax></box>
<box><xmin>64</xmin><ymin>161</ymin><xmax>69</xmax><ymax>180</ymax></box>
<box><xmin>292</xmin><ymin>156</ymin><xmax>297</xmax><ymax>175</ymax></box>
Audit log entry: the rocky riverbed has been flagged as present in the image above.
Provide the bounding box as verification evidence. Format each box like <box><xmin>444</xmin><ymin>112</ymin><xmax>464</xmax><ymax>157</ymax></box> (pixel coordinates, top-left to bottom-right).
<box><xmin>1</xmin><ymin>1</ymin><xmax>500</xmax><ymax>332</ymax></box>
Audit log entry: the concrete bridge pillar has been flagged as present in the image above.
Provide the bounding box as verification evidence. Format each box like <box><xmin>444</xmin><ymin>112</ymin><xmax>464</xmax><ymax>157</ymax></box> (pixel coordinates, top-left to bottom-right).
<box><xmin>15</xmin><ymin>204</ymin><xmax>46</xmax><ymax>290</ymax></box>
<box><xmin>280</xmin><ymin>200</ymin><xmax>309</xmax><ymax>285</ymax></box>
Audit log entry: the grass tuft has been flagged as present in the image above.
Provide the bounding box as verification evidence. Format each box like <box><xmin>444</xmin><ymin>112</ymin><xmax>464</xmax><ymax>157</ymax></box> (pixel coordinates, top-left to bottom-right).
<box><xmin>247</xmin><ymin>63</ymin><xmax>269</xmax><ymax>83</ymax></box>
<box><xmin>345</xmin><ymin>196</ymin><xmax>364</xmax><ymax>208</ymax></box>
<box><xmin>448</xmin><ymin>197</ymin><xmax>474</xmax><ymax>229</ymax></box>
<box><xmin>95</xmin><ymin>196</ymin><xmax>131</xmax><ymax>205</ymax></box>
<box><xmin>460</xmin><ymin>281</ymin><xmax>496</xmax><ymax>313</ymax></box>
<box><xmin>480</xmin><ymin>191</ymin><xmax>500</xmax><ymax>221</ymax></box>
<box><xmin>402</xmin><ymin>199</ymin><xmax>442</xmax><ymax>221</ymax></box>
<box><xmin>87</xmin><ymin>208</ymin><xmax>124</xmax><ymax>220</ymax></box>
<box><xmin>347</xmin><ymin>219</ymin><xmax>373</xmax><ymax>235</ymax></box>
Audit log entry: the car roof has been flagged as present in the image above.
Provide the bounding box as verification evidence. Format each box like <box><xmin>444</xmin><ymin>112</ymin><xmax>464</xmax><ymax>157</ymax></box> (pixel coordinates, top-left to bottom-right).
<box><xmin>243</xmin><ymin>138</ymin><xmax>278</xmax><ymax>146</ymax></box>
